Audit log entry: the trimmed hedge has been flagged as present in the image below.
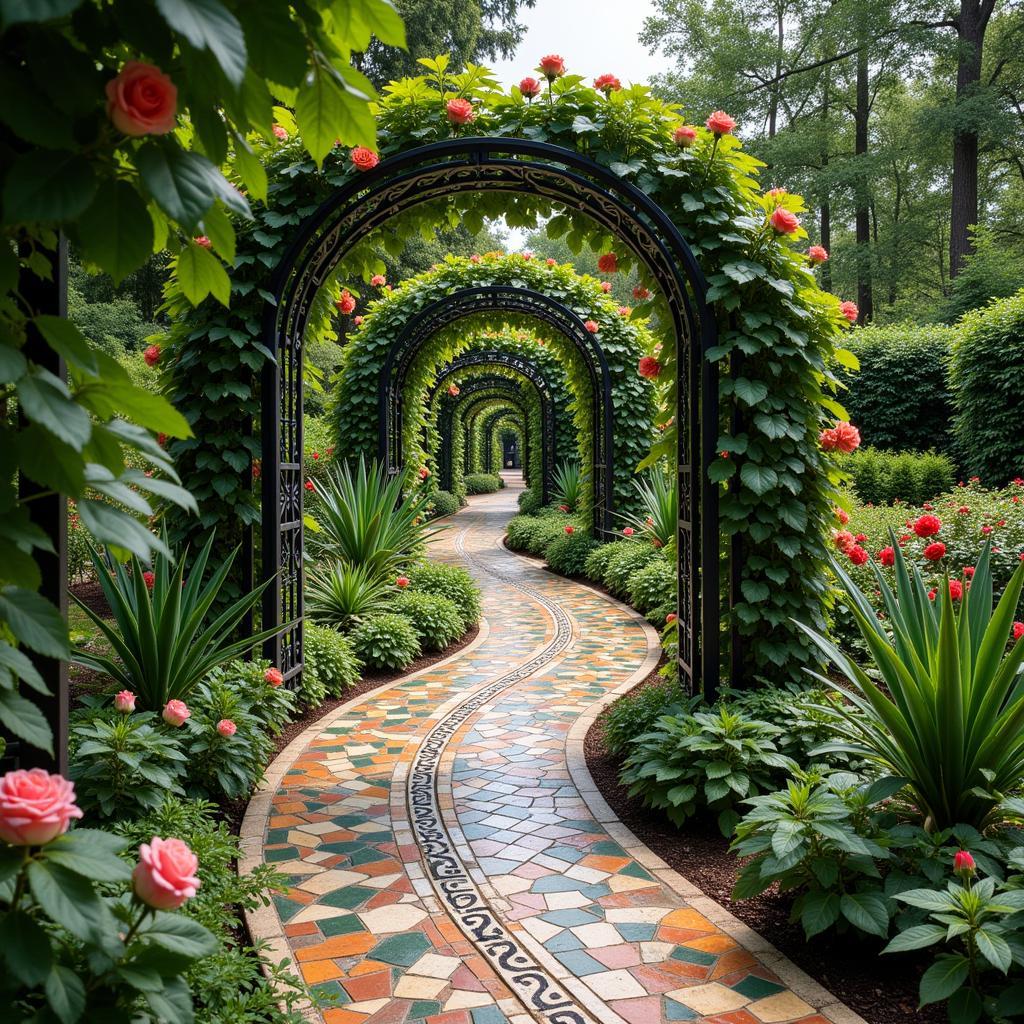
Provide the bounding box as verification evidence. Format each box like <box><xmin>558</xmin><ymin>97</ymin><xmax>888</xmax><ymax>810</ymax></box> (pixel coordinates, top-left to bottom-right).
<box><xmin>464</xmin><ymin>472</ymin><xmax>501</xmax><ymax>495</ymax></box>
<box><xmin>350</xmin><ymin>612</ymin><xmax>421</xmax><ymax>670</ymax></box>
<box><xmin>842</xmin><ymin>323</ymin><xmax>954</xmax><ymax>453</ymax></box>
<box><xmin>428</xmin><ymin>490</ymin><xmax>460</xmax><ymax>519</ymax></box>
<box><xmin>304</xmin><ymin>624</ymin><xmax>361</xmax><ymax>697</ymax></box>
<box><xmin>950</xmin><ymin>291</ymin><xmax>1024</xmax><ymax>485</ymax></box>
<box><xmin>405</xmin><ymin>562</ymin><xmax>481</xmax><ymax>625</ymax></box>
<box><xmin>389</xmin><ymin>591</ymin><xmax>465</xmax><ymax>651</ymax></box>
<box><xmin>839</xmin><ymin>447</ymin><xmax>956</xmax><ymax>506</ymax></box>
<box><xmin>545</xmin><ymin>531</ymin><xmax>598</xmax><ymax>577</ymax></box>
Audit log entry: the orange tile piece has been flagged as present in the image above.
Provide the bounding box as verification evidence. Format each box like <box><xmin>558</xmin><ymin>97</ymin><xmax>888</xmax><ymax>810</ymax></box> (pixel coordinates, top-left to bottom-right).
<box><xmin>294</xmin><ymin>932</ymin><xmax>376</xmax><ymax>962</ymax></box>
<box><xmin>301</xmin><ymin>960</ymin><xmax>345</xmax><ymax>984</ymax></box>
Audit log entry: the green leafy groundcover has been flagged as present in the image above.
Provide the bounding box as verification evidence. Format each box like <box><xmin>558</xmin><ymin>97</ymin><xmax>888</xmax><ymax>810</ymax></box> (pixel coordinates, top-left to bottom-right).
<box><xmin>165</xmin><ymin>57</ymin><xmax>856</xmax><ymax>682</ymax></box>
<box><xmin>332</xmin><ymin>256</ymin><xmax>656</xmax><ymax>520</ymax></box>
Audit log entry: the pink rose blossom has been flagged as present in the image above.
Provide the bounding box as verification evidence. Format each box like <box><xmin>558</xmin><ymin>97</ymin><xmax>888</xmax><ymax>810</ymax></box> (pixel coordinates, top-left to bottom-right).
<box><xmin>162</xmin><ymin>699</ymin><xmax>190</xmax><ymax>727</ymax></box>
<box><xmin>106</xmin><ymin>61</ymin><xmax>177</xmax><ymax>136</ymax></box>
<box><xmin>114</xmin><ymin>690</ymin><xmax>136</xmax><ymax>714</ymax></box>
<box><xmin>0</xmin><ymin>769</ymin><xmax>83</xmax><ymax>846</ymax></box>
<box><xmin>132</xmin><ymin>836</ymin><xmax>201</xmax><ymax>910</ymax></box>
<box><xmin>216</xmin><ymin>719</ymin><xmax>237</xmax><ymax>738</ymax></box>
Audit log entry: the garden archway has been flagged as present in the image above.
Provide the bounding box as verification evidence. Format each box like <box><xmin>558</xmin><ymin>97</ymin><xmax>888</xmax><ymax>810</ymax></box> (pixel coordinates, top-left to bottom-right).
<box><xmin>263</xmin><ymin>139</ymin><xmax>716</xmax><ymax>693</ymax></box>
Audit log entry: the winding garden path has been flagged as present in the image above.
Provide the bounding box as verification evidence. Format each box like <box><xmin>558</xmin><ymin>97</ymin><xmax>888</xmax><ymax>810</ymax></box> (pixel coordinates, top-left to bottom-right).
<box><xmin>241</xmin><ymin>476</ymin><xmax>863</xmax><ymax>1024</ymax></box>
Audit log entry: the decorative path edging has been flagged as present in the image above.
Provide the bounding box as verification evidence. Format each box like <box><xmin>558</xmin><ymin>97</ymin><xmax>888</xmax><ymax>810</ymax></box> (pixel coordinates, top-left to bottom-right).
<box><xmin>241</xmin><ymin>478</ymin><xmax>867</xmax><ymax>1024</ymax></box>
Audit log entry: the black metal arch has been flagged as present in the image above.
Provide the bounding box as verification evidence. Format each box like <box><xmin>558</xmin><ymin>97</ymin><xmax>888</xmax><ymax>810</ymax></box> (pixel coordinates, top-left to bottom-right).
<box><xmin>434</xmin><ymin>374</ymin><xmax>544</xmax><ymax>498</ymax></box>
<box><xmin>463</xmin><ymin>398</ymin><xmax>519</xmax><ymax>474</ymax></box>
<box><xmin>482</xmin><ymin>409</ymin><xmax>523</xmax><ymax>473</ymax></box>
<box><xmin>263</xmin><ymin>136</ymin><xmax>720</xmax><ymax>696</ymax></box>
<box><xmin>378</xmin><ymin>286</ymin><xmax>614</xmax><ymax>531</ymax></box>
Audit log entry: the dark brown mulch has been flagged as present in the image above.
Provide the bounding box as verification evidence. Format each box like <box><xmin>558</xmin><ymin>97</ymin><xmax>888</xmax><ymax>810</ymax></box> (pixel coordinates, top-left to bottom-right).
<box><xmin>69</xmin><ymin>579</ymin><xmax>111</xmax><ymax>617</ymax></box>
<box><xmin>584</xmin><ymin>672</ymin><xmax>945</xmax><ymax>1024</ymax></box>
<box><xmin>218</xmin><ymin>624</ymin><xmax>481</xmax><ymax>836</ymax></box>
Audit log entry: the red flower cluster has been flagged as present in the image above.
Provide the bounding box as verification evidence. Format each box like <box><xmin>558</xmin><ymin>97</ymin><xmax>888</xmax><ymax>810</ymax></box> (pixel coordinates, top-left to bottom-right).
<box><xmin>335</xmin><ymin>290</ymin><xmax>355</xmax><ymax>315</ymax></box>
<box><xmin>923</xmin><ymin>541</ymin><xmax>946</xmax><ymax>562</ymax></box>
<box><xmin>520</xmin><ymin>76</ymin><xmax>542</xmax><ymax>98</ymax></box>
<box><xmin>633</xmin><ymin>285</ymin><xmax>651</xmax><ymax>300</ymax></box>
<box><xmin>143</xmin><ymin>344</ymin><xmax>160</xmax><ymax>367</ymax></box>
<box><xmin>638</xmin><ymin>356</ymin><xmax>662</xmax><ymax>380</ymax></box>
<box><xmin>351</xmin><ymin>146</ymin><xmax>379</xmax><ymax>171</ymax></box>
<box><xmin>878</xmin><ymin>546</ymin><xmax>895</xmax><ymax>566</ymax></box>
<box><xmin>819</xmin><ymin>421</ymin><xmax>861</xmax><ymax>454</ymax></box>
<box><xmin>597</xmin><ymin>252</ymin><xmax>618</xmax><ymax>273</ymax></box>
<box><xmin>913</xmin><ymin>514</ymin><xmax>942</xmax><ymax>538</ymax></box>
<box><xmin>594</xmin><ymin>73</ymin><xmax>621</xmax><ymax>94</ymax></box>
<box><xmin>446</xmin><ymin>98</ymin><xmax>475</xmax><ymax>125</ymax></box>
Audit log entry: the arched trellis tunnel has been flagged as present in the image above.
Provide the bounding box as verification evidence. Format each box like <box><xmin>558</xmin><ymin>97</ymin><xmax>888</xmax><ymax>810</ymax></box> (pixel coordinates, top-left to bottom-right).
<box><xmin>483</xmin><ymin>411</ymin><xmax>524</xmax><ymax>474</ymax></box>
<box><xmin>263</xmin><ymin>138</ymin><xmax>719</xmax><ymax>695</ymax></box>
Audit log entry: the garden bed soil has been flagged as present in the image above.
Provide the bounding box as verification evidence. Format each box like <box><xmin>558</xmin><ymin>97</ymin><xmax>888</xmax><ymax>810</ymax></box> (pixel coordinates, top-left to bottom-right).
<box><xmin>584</xmin><ymin>672</ymin><xmax>944</xmax><ymax>1024</ymax></box>
<box><xmin>69</xmin><ymin>579</ymin><xmax>111</xmax><ymax>617</ymax></box>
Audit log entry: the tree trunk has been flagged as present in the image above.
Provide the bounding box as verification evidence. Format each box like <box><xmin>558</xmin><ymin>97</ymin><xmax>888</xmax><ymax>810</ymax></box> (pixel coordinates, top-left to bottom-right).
<box><xmin>854</xmin><ymin>36</ymin><xmax>873</xmax><ymax>323</ymax></box>
<box><xmin>950</xmin><ymin>0</ymin><xmax>994</xmax><ymax>277</ymax></box>
<box><xmin>769</xmin><ymin>5</ymin><xmax>783</xmax><ymax>138</ymax></box>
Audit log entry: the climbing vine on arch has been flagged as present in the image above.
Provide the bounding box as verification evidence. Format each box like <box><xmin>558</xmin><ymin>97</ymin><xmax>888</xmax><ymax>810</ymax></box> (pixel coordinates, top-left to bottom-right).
<box><xmin>164</xmin><ymin>56</ymin><xmax>858</xmax><ymax>684</ymax></box>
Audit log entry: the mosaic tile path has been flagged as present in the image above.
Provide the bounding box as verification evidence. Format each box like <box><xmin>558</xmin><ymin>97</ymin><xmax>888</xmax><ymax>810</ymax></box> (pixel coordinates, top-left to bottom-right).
<box><xmin>241</xmin><ymin>476</ymin><xmax>864</xmax><ymax>1024</ymax></box>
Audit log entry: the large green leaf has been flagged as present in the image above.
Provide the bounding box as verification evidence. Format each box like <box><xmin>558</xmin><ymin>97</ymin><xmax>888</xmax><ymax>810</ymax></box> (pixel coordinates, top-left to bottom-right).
<box><xmin>35</xmin><ymin>315</ymin><xmax>97</xmax><ymax>374</ymax></box>
<box><xmin>0</xmin><ymin>587</ymin><xmax>68</xmax><ymax>657</ymax></box>
<box><xmin>2</xmin><ymin>149</ymin><xmax>96</xmax><ymax>221</ymax></box>
<box><xmin>296</xmin><ymin>62</ymin><xmax>376</xmax><ymax>165</ymax></box>
<box><xmin>155</xmin><ymin>0</ymin><xmax>246</xmax><ymax>85</ymax></box>
<box><xmin>178</xmin><ymin>241</ymin><xmax>231</xmax><ymax>306</ymax></box>
<box><xmin>45</xmin><ymin>964</ymin><xmax>86</xmax><ymax>1024</ymax></box>
<box><xmin>137</xmin><ymin>141</ymin><xmax>249</xmax><ymax>227</ymax></box>
<box><xmin>0</xmin><ymin>910</ymin><xmax>53</xmax><ymax>986</ymax></box>
<box><xmin>0</xmin><ymin>686</ymin><xmax>53</xmax><ymax>753</ymax></box>
<box><xmin>17</xmin><ymin>368</ymin><xmax>92</xmax><ymax>450</ymax></box>
<box><xmin>76</xmin><ymin>180</ymin><xmax>154</xmax><ymax>284</ymax></box>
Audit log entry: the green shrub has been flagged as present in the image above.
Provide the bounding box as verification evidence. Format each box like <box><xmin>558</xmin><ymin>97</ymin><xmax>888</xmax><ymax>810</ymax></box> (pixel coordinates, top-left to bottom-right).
<box><xmin>545</xmin><ymin>530</ymin><xmax>598</xmax><ymax>577</ymax></box>
<box><xmin>406</xmin><ymin>562</ymin><xmax>481</xmax><ymax>624</ymax></box>
<box><xmin>603</xmin><ymin>541</ymin><xmax>662</xmax><ymax>598</ymax></box>
<box><xmin>950</xmin><ymin>290</ymin><xmax>1024</xmax><ymax>484</ymax></box>
<box><xmin>350</xmin><ymin>612</ymin><xmax>421</xmax><ymax>670</ymax></box>
<box><xmin>295</xmin><ymin>664</ymin><xmax>328</xmax><ymax>709</ymax></box>
<box><xmin>505</xmin><ymin>514</ymin><xmax>539</xmax><ymax>551</ymax></box>
<box><xmin>627</xmin><ymin>557</ymin><xmax>675</xmax><ymax>614</ymax></box>
<box><xmin>428</xmin><ymin>489</ymin><xmax>460</xmax><ymax>518</ymax></box>
<box><xmin>620</xmin><ymin>706</ymin><xmax>796</xmax><ymax>836</ymax></box>
<box><xmin>839</xmin><ymin>447</ymin><xmax>956</xmax><ymax>505</ymax></box>
<box><xmin>603</xmin><ymin>679</ymin><xmax>690</xmax><ymax>755</ymax></box>
<box><xmin>464</xmin><ymin>472</ymin><xmax>501</xmax><ymax>494</ymax></box>
<box><xmin>304</xmin><ymin>623</ymin><xmax>362</xmax><ymax>697</ymax></box>
<box><xmin>647</xmin><ymin>600</ymin><xmax>677</xmax><ymax>627</ymax></box>
<box><xmin>584</xmin><ymin>541</ymin><xmax>619</xmax><ymax>581</ymax></box>
<box><xmin>305</xmin><ymin>560</ymin><xmax>390</xmax><ymax>630</ymax></box>
<box><xmin>518</xmin><ymin>488</ymin><xmax>543</xmax><ymax>515</ymax></box>
<box><xmin>209</xmin><ymin>658</ymin><xmax>297</xmax><ymax>736</ymax></box>
<box><xmin>390</xmin><ymin>591</ymin><xmax>465</xmax><ymax>651</ymax></box>
<box><xmin>304</xmin><ymin>415</ymin><xmax>336</xmax><ymax>484</ymax></box>
<box><xmin>522</xmin><ymin>517</ymin><xmax>579</xmax><ymax>557</ymax></box>
<box><xmin>843</xmin><ymin>322</ymin><xmax>954</xmax><ymax>452</ymax></box>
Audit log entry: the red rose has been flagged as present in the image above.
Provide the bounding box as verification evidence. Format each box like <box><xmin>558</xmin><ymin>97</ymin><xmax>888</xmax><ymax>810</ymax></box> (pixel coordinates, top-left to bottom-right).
<box><xmin>913</xmin><ymin>514</ymin><xmax>942</xmax><ymax>538</ymax></box>
<box><xmin>769</xmin><ymin>207</ymin><xmax>800</xmax><ymax>235</ymax></box>
<box><xmin>264</xmin><ymin>667</ymin><xmax>283</xmax><ymax>687</ymax></box>
<box><xmin>142</xmin><ymin>571</ymin><xmax>155</xmax><ymax>589</ymax></box>
<box><xmin>305</xmin><ymin>480</ymin><xmax>314</xmax><ymax>491</ymax></box>
<box><xmin>419</xmin><ymin>466</ymin><xmax>430</xmax><ymax>480</ymax></box>
<box><xmin>957</xmin><ymin>505</ymin><xmax>970</xmax><ymax>514</ymax></box>
<box><xmin>623</xmin><ymin>527</ymin><xmax>634</xmax><ymax>537</ymax></box>
<box><xmin>808</xmin><ymin>245</ymin><xmax>829</xmax><ymax>264</ymax></box>
<box><xmin>519</xmin><ymin>76</ymin><xmax>542</xmax><ymax>98</ymax></box>
<box><xmin>594</xmin><ymin>73</ymin><xmax>621</xmax><ymax>94</ymax></box>
<box><xmin>144</xmin><ymin>344</ymin><xmax>160</xmax><ymax>367</ymax></box>
<box><xmin>705</xmin><ymin>110</ymin><xmax>736</xmax><ymax>135</ymax></box>
<box><xmin>879</xmin><ymin>546</ymin><xmax>895</xmax><ymax>566</ymax></box>
<box><xmin>0</xmin><ymin>769</ymin><xmax>83</xmax><ymax>846</ymax></box>
<box><xmin>666</xmin><ymin>612</ymin><xmax>677</xmax><ymax>623</ymax></box>
<box><xmin>584</xmin><ymin>320</ymin><xmax>599</xmax><ymax>333</ymax></box>
<box><xmin>848</xmin><ymin>545</ymin><xmax>869</xmax><ymax>566</ymax></box>
<box><xmin>396</xmin><ymin>576</ymin><xmax>410</xmax><ymax>588</ymax></box>
<box><xmin>564</xmin><ymin>525</ymin><xmax>574</xmax><ymax>535</ymax></box>
<box><xmin>539</xmin><ymin>54</ymin><xmax>566</xmax><ymax>80</ymax></box>
<box><xmin>839</xmin><ymin>300</ymin><xmax>859</xmax><ymax>323</ymax></box>
<box><xmin>351</xmin><ymin>146</ymin><xmax>379</xmax><ymax>171</ymax></box>
<box><xmin>335</xmin><ymin>290</ymin><xmax>356</xmax><ymax>315</ymax></box>
<box><xmin>834</xmin><ymin>507</ymin><xmax>850</xmax><ymax>524</ymax></box>
<box><xmin>638</xmin><ymin>356</ymin><xmax>662</xmax><ymax>380</ymax></box>
<box><xmin>448</xmin><ymin>384</ymin><xmax>460</xmax><ymax>397</ymax></box>
<box><xmin>133</xmin><ymin>836</ymin><xmax>200</xmax><ymax>910</ymax></box>
<box><xmin>597</xmin><ymin>252</ymin><xmax>618</xmax><ymax>273</ymax></box>
<box><xmin>446</xmin><ymin>98</ymin><xmax>475</xmax><ymax>125</ymax></box>
<box><xmin>194</xmin><ymin>235</ymin><xmax>211</xmax><ymax>249</ymax></box>
<box><xmin>1013</xmin><ymin>622</ymin><xmax>1024</xmax><ymax>641</ymax></box>
<box><xmin>106</xmin><ymin>61</ymin><xmax>177</xmax><ymax>136</ymax></box>
<box><xmin>633</xmin><ymin>286</ymin><xmax>651</xmax><ymax>301</ymax></box>
<box><xmin>546</xmin><ymin>257</ymin><xmax>557</xmax><ymax>266</ymax></box>
<box><xmin>273</xmin><ymin>124</ymin><xmax>288</xmax><ymax>141</ymax></box>
<box><xmin>673</xmin><ymin>125</ymin><xmax>697</xmax><ymax>148</ymax></box>
<box><xmin>371</xmin><ymin>274</ymin><xmax>386</xmax><ymax>287</ymax></box>
<box><xmin>923</xmin><ymin>541</ymin><xmax>946</xmax><ymax>561</ymax></box>
<box><xmin>982</xmin><ymin>524</ymin><xmax>993</xmax><ymax>535</ymax></box>
<box><xmin>964</xmin><ymin>566</ymin><xmax>975</xmax><ymax>578</ymax></box>
<box><xmin>953</xmin><ymin>850</ymin><xmax>976</xmax><ymax>876</ymax></box>
<box><xmin>949</xmin><ymin>579</ymin><xmax>964</xmax><ymax>600</ymax></box>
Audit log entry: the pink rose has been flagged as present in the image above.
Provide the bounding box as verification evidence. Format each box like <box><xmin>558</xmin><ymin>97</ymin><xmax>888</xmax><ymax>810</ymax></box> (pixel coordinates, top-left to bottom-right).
<box><xmin>601</xmin><ymin>281</ymin><xmax>612</xmax><ymax>293</ymax></box>
<box><xmin>623</xmin><ymin>527</ymin><xmax>634</xmax><ymax>537</ymax></box>
<box><xmin>105</xmin><ymin>61</ymin><xmax>177</xmax><ymax>136</ymax></box>
<box><xmin>769</xmin><ymin>207</ymin><xmax>800</xmax><ymax>235</ymax></box>
<box><xmin>839</xmin><ymin>300</ymin><xmax>859</xmax><ymax>323</ymax></box>
<box><xmin>371</xmin><ymin>274</ymin><xmax>386</xmax><ymax>287</ymax></box>
<box><xmin>673</xmin><ymin>125</ymin><xmax>697</xmax><ymax>147</ymax></box>
<box><xmin>584</xmin><ymin>320</ymin><xmax>599</xmax><ymax>334</ymax></box>
<box><xmin>216</xmin><ymin>719</ymin><xmax>237</xmax><ymax>738</ymax></box>
<box><xmin>618</xmin><ymin>306</ymin><xmax>631</xmax><ymax>316</ymax></box>
<box><xmin>538</xmin><ymin>54</ymin><xmax>566</xmax><ymax>80</ymax></box>
<box><xmin>162</xmin><ymin>699</ymin><xmax>190</xmax><ymax>727</ymax></box>
<box><xmin>546</xmin><ymin>257</ymin><xmax>557</xmax><ymax>266</ymax></box>
<box><xmin>808</xmin><ymin>245</ymin><xmax>829</xmax><ymax>264</ymax></box>
<box><xmin>519</xmin><ymin>76</ymin><xmax>542</xmax><ymax>98</ymax></box>
<box><xmin>144</xmin><ymin>345</ymin><xmax>160</xmax><ymax>367</ymax></box>
<box><xmin>272</xmin><ymin>124</ymin><xmax>289</xmax><ymax>141</ymax></box>
<box><xmin>194</xmin><ymin>235</ymin><xmax>211</xmax><ymax>249</ymax></box>
<box><xmin>638</xmin><ymin>356</ymin><xmax>662</xmax><ymax>380</ymax></box>
<box><xmin>594</xmin><ymin>73</ymin><xmax>621</xmax><ymax>94</ymax></box>
<box><xmin>132</xmin><ymin>836</ymin><xmax>201</xmax><ymax>910</ymax></box>
<box><xmin>264</xmin><ymin>667</ymin><xmax>283</xmax><ymax>687</ymax></box>
<box><xmin>114</xmin><ymin>690</ymin><xmax>136</xmax><ymax>714</ymax></box>
<box><xmin>0</xmin><ymin>769</ymin><xmax>83</xmax><ymax>846</ymax></box>
<box><xmin>705</xmin><ymin>110</ymin><xmax>736</xmax><ymax>135</ymax></box>
<box><xmin>448</xmin><ymin>384</ymin><xmax>460</xmax><ymax>396</ymax></box>
<box><xmin>350</xmin><ymin>146</ymin><xmax>379</xmax><ymax>171</ymax></box>
<box><xmin>446</xmin><ymin>98</ymin><xmax>475</xmax><ymax>125</ymax></box>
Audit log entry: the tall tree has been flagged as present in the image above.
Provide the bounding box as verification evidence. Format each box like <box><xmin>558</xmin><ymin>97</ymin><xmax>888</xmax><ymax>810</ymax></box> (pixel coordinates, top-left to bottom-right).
<box><xmin>356</xmin><ymin>0</ymin><xmax>535</xmax><ymax>86</ymax></box>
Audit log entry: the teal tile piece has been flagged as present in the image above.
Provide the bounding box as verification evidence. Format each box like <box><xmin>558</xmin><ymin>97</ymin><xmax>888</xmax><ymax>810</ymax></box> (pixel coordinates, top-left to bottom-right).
<box><xmin>264</xmin><ymin>845</ymin><xmax>299</xmax><ymax>863</ymax></box>
<box><xmin>311</xmin><ymin>980</ymin><xmax>350</xmax><ymax>1006</ymax></box>
<box><xmin>349</xmin><ymin>847</ymin><xmax>390</xmax><ymax>866</ymax></box>
<box><xmin>409</xmin><ymin>1001</ymin><xmax>442</xmax><ymax>1019</ymax></box>
<box><xmin>540</xmin><ymin>909</ymin><xmax>601</xmax><ymax>927</ymax></box>
<box><xmin>471</xmin><ymin>1007</ymin><xmax>508</xmax><ymax>1024</ymax></box>
<box><xmin>671</xmin><ymin>945</ymin><xmax>718</xmax><ymax>966</ymax></box>
<box><xmin>319</xmin><ymin>884</ymin><xmax>376</xmax><ymax>909</ymax></box>
<box><xmin>544</xmin><ymin>931</ymin><xmax>584</xmax><ymax>952</ymax></box>
<box><xmin>616</xmin><ymin>922</ymin><xmax>657</xmax><ymax>942</ymax></box>
<box><xmin>553</xmin><ymin>950</ymin><xmax>605</xmax><ymax>976</ymax></box>
<box><xmin>319</xmin><ymin>913</ymin><xmax>364</xmax><ymax>937</ymax></box>
<box><xmin>369</xmin><ymin>931</ymin><xmax>432</xmax><ymax>966</ymax></box>
<box><xmin>665</xmin><ymin>998</ymin><xmax>698</xmax><ymax>1020</ymax></box>
<box><xmin>619</xmin><ymin>861</ymin><xmax>655</xmax><ymax>880</ymax></box>
<box><xmin>733</xmin><ymin>975</ymin><xmax>786</xmax><ymax>999</ymax></box>
<box><xmin>272</xmin><ymin>894</ymin><xmax>305</xmax><ymax>922</ymax></box>
<box><xmin>590</xmin><ymin>840</ymin><xmax>626</xmax><ymax>857</ymax></box>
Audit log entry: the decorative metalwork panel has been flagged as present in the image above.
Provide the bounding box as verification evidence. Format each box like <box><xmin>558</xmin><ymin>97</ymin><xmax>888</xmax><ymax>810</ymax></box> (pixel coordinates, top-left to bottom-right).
<box><xmin>264</xmin><ymin>138</ymin><xmax>718</xmax><ymax>697</ymax></box>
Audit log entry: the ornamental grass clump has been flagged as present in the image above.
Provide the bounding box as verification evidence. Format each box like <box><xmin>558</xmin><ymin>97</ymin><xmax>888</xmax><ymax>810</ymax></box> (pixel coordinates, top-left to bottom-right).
<box><xmin>798</xmin><ymin>540</ymin><xmax>1024</xmax><ymax>830</ymax></box>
